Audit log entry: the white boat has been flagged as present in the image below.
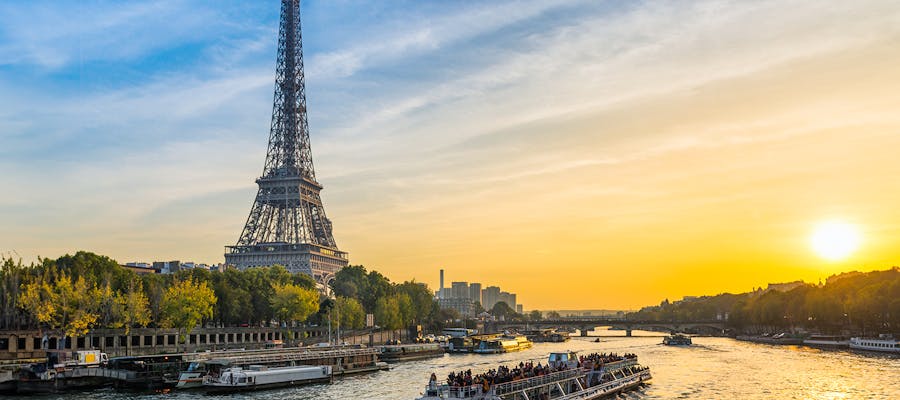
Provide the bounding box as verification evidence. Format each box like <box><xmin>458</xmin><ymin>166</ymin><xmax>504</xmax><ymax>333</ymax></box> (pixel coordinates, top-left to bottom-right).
<box><xmin>443</xmin><ymin>328</ymin><xmax>478</xmax><ymax>338</ymax></box>
<box><xmin>417</xmin><ymin>351</ymin><xmax>651</xmax><ymax>400</ymax></box>
<box><xmin>802</xmin><ymin>335</ymin><xmax>849</xmax><ymax>348</ymax></box>
<box><xmin>849</xmin><ymin>335</ymin><xmax>900</xmax><ymax>353</ymax></box>
<box><xmin>203</xmin><ymin>365</ymin><xmax>332</xmax><ymax>393</ymax></box>
<box><xmin>177</xmin><ymin>360</ymin><xmax>230</xmax><ymax>389</ymax></box>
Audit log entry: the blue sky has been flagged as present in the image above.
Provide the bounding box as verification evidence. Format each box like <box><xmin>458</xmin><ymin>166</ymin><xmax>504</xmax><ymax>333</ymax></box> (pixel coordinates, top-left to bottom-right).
<box><xmin>3</xmin><ymin>0</ymin><xmax>900</xmax><ymax>308</ymax></box>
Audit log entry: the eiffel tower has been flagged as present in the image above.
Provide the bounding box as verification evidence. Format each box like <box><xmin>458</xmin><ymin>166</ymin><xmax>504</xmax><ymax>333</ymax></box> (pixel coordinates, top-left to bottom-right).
<box><xmin>226</xmin><ymin>0</ymin><xmax>348</xmax><ymax>290</ymax></box>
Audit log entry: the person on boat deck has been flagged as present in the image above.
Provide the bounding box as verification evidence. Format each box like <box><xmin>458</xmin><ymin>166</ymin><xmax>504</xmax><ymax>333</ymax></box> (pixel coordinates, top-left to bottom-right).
<box><xmin>429</xmin><ymin>372</ymin><xmax>437</xmax><ymax>385</ymax></box>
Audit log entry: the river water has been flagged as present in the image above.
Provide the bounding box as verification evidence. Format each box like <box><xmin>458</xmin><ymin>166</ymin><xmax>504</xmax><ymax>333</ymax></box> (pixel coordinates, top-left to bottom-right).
<box><xmin>19</xmin><ymin>332</ymin><xmax>900</xmax><ymax>399</ymax></box>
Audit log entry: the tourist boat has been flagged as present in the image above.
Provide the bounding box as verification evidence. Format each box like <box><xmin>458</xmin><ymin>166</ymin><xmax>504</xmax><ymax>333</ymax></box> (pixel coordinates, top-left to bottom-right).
<box><xmin>663</xmin><ymin>334</ymin><xmax>692</xmax><ymax>346</ymax></box>
<box><xmin>443</xmin><ymin>328</ymin><xmax>478</xmax><ymax>338</ymax></box>
<box><xmin>416</xmin><ymin>351</ymin><xmax>651</xmax><ymax>400</ymax></box>
<box><xmin>802</xmin><ymin>335</ymin><xmax>849</xmax><ymax>349</ymax></box>
<box><xmin>849</xmin><ymin>335</ymin><xmax>900</xmax><ymax>353</ymax></box>
<box><xmin>203</xmin><ymin>365</ymin><xmax>332</xmax><ymax>393</ymax></box>
<box><xmin>473</xmin><ymin>335</ymin><xmax>533</xmax><ymax>354</ymax></box>
<box><xmin>523</xmin><ymin>329</ymin><xmax>571</xmax><ymax>343</ymax></box>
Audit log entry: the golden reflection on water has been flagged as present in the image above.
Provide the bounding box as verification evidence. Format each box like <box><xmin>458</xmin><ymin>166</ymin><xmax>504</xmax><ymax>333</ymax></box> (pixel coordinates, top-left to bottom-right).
<box><xmin>19</xmin><ymin>336</ymin><xmax>898</xmax><ymax>400</ymax></box>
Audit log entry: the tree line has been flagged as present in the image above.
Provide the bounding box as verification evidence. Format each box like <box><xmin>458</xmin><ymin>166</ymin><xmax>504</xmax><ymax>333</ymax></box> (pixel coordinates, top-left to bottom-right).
<box><xmin>0</xmin><ymin>251</ymin><xmax>449</xmax><ymax>340</ymax></box>
<box><xmin>627</xmin><ymin>267</ymin><xmax>900</xmax><ymax>334</ymax></box>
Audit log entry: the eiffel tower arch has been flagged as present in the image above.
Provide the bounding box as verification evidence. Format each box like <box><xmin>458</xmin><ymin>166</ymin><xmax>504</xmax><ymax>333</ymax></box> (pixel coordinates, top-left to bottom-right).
<box><xmin>225</xmin><ymin>0</ymin><xmax>348</xmax><ymax>292</ymax></box>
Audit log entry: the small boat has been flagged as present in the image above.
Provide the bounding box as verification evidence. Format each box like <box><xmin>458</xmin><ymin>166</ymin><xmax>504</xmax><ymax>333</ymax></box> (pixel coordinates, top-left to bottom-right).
<box><xmin>593</xmin><ymin>338</ymin><xmax>600</xmax><ymax>343</ymax></box>
<box><xmin>203</xmin><ymin>365</ymin><xmax>332</xmax><ymax>393</ymax></box>
<box><xmin>849</xmin><ymin>335</ymin><xmax>899</xmax><ymax>353</ymax></box>
<box><xmin>663</xmin><ymin>334</ymin><xmax>692</xmax><ymax>346</ymax></box>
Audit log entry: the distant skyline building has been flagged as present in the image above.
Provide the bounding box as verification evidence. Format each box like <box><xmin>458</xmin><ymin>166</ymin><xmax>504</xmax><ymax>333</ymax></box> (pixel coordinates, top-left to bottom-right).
<box><xmin>469</xmin><ymin>282</ymin><xmax>482</xmax><ymax>305</ymax></box>
<box><xmin>439</xmin><ymin>269</ymin><xmax>445</xmax><ymax>299</ymax></box>
<box><xmin>482</xmin><ymin>286</ymin><xmax>501</xmax><ymax>310</ymax></box>
<box><xmin>224</xmin><ymin>0</ymin><xmax>348</xmax><ymax>292</ymax></box>
<box><xmin>436</xmin><ymin>272</ymin><xmax>519</xmax><ymax>315</ymax></box>
<box><xmin>451</xmin><ymin>282</ymin><xmax>469</xmax><ymax>300</ymax></box>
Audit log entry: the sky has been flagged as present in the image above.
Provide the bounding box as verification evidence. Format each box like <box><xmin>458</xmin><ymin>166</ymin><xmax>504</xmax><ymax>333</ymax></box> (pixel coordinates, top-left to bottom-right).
<box><xmin>2</xmin><ymin>0</ymin><xmax>900</xmax><ymax>310</ymax></box>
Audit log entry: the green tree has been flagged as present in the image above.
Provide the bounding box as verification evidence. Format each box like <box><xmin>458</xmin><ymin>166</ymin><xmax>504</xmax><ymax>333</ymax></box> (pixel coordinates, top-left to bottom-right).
<box><xmin>330</xmin><ymin>296</ymin><xmax>365</xmax><ymax>330</ymax></box>
<box><xmin>490</xmin><ymin>301</ymin><xmax>516</xmax><ymax>320</ymax></box>
<box><xmin>528</xmin><ymin>310</ymin><xmax>542</xmax><ymax>321</ymax></box>
<box><xmin>271</xmin><ymin>283</ymin><xmax>319</xmax><ymax>323</ymax></box>
<box><xmin>375</xmin><ymin>295</ymin><xmax>403</xmax><ymax>330</ymax></box>
<box><xmin>160</xmin><ymin>279</ymin><xmax>216</xmax><ymax>348</ymax></box>
<box><xmin>546</xmin><ymin>310</ymin><xmax>561</xmax><ymax>319</ymax></box>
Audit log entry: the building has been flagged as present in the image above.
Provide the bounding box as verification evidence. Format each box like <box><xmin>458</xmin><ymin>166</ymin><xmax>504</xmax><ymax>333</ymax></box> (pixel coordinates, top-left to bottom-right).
<box><xmin>481</xmin><ymin>286</ymin><xmax>501</xmax><ymax>310</ymax></box>
<box><xmin>499</xmin><ymin>291</ymin><xmax>517</xmax><ymax>311</ymax></box>
<box><xmin>469</xmin><ymin>282</ymin><xmax>482</xmax><ymax>305</ymax></box>
<box><xmin>152</xmin><ymin>261</ymin><xmax>181</xmax><ymax>274</ymax></box>
<box><xmin>439</xmin><ymin>298</ymin><xmax>477</xmax><ymax>318</ymax></box>
<box><xmin>451</xmin><ymin>282</ymin><xmax>469</xmax><ymax>300</ymax></box>
<box><xmin>516</xmin><ymin>304</ymin><xmax>523</xmax><ymax>314</ymax></box>
<box><xmin>121</xmin><ymin>264</ymin><xmax>157</xmax><ymax>275</ymax></box>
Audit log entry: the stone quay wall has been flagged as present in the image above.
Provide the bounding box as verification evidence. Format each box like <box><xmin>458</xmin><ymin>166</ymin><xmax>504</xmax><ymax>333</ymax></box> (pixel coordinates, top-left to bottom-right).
<box><xmin>0</xmin><ymin>326</ymin><xmax>331</xmax><ymax>361</ymax></box>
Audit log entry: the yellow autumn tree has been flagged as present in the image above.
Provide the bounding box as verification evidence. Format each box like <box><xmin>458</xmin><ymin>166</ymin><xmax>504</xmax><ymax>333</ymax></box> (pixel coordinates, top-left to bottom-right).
<box><xmin>271</xmin><ymin>283</ymin><xmax>319</xmax><ymax>323</ymax></box>
<box><xmin>160</xmin><ymin>279</ymin><xmax>216</xmax><ymax>349</ymax></box>
<box><xmin>18</xmin><ymin>280</ymin><xmax>56</xmax><ymax>326</ymax></box>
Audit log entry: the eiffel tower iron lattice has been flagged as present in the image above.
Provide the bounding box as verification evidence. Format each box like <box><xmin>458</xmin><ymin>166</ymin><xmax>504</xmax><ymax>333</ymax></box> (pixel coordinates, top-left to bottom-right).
<box><xmin>225</xmin><ymin>0</ymin><xmax>347</xmax><ymax>290</ymax></box>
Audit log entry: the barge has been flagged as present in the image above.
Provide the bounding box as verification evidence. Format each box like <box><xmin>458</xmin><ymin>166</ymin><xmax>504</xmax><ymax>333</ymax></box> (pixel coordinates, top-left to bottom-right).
<box><xmin>379</xmin><ymin>343</ymin><xmax>445</xmax><ymax>362</ymax></box>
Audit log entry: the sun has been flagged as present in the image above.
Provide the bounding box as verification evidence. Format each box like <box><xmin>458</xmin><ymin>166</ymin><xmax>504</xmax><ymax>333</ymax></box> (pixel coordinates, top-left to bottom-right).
<box><xmin>810</xmin><ymin>221</ymin><xmax>861</xmax><ymax>261</ymax></box>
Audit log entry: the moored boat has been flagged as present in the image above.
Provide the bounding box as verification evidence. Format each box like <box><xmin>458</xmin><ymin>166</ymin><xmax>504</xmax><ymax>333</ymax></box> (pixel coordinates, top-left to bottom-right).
<box><xmin>663</xmin><ymin>334</ymin><xmax>692</xmax><ymax>346</ymax></box>
<box><xmin>417</xmin><ymin>351</ymin><xmax>650</xmax><ymax>400</ymax></box>
<box><xmin>473</xmin><ymin>335</ymin><xmax>533</xmax><ymax>354</ymax></box>
<box><xmin>802</xmin><ymin>335</ymin><xmax>849</xmax><ymax>349</ymax></box>
<box><xmin>849</xmin><ymin>335</ymin><xmax>899</xmax><ymax>353</ymax></box>
<box><xmin>203</xmin><ymin>364</ymin><xmax>332</xmax><ymax>393</ymax></box>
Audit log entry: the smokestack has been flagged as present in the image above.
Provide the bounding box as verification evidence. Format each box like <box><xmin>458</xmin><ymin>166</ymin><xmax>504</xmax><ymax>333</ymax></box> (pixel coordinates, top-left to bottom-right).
<box><xmin>439</xmin><ymin>269</ymin><xmax>445</xmax><ymax>300</ymax></box>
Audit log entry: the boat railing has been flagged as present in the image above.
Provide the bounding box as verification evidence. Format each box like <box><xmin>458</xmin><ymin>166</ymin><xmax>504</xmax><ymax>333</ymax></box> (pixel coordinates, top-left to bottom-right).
<box><xmin>213</xmin><ymin>347</ymin><xmax>378</xmax><ymax>366</ymax></box>
<box><xmin>598</xmin><ymin>358</ymin><xmax>637</xmax><ymax>371</ymax></box>
<box><xmin>492</xmin><ymin>369</ymin><xmax>582</xmax><ymax>395</ymax></box>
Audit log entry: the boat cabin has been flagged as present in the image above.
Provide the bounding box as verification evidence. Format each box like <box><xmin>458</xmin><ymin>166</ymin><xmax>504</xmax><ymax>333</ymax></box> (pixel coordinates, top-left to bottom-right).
<box><xmin>548</xmin><ymin>351</ymin><xmax>580</xmax><ymax>369</ymax></box>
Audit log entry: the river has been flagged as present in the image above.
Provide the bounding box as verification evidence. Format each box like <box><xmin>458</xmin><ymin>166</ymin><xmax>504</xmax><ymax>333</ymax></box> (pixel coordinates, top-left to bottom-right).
<box><xmin>16</xmin><ymin>332</ymin><xmax>900</xmax><ymax>399</ymax></box>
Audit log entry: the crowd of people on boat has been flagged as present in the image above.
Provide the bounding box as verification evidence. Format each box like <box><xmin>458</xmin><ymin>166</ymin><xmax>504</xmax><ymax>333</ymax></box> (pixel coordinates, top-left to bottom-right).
<box><xmin>578</xmin><ymin>352</ymin><xmax>637</xmax><ymax>368</ymax></box>
<box><xmin>440</xmin><ymin>360</ymin><xmax>570</xmax><ymax>389</ymax></box>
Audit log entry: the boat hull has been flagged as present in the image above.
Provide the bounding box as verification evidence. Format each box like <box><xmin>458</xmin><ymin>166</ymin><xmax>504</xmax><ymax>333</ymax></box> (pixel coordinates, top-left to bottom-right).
<box><xmin>204</xmin><ymin>375</ymin><xmax>331</xmax><ymax>394</ymax></box>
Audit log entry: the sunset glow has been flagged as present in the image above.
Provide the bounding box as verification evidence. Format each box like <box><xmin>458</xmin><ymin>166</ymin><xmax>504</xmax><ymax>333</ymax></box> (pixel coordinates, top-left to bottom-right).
<box><xmin>810</xmin><ymin>221</ymin><xmax>861</xmax><ymax>262</ymax></box>
<box><xmin>2</xmin><ymin>1</ymin><xmax>900</xmax><ymax>310</ymax></box>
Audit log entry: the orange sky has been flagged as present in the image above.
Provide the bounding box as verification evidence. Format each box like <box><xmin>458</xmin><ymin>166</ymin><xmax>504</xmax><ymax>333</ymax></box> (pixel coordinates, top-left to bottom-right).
<box><xmin>4</xmin><ymin>1</ymin><xmax>900</xmax><ymax>310</ymax></box>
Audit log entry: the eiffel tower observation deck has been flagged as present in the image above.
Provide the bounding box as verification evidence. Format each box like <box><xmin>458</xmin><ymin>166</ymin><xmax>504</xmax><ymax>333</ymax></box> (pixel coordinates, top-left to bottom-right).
<box><xmin>226</xmin><ymin>0</ymin><xmax>347</xmax><ymax>290</ymax></box>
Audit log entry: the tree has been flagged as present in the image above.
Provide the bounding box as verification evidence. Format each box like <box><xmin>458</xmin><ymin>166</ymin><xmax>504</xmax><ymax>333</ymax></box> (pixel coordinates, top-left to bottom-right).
<box><xmin>546</xmin><ymin>311</ymin><xmax>561</xmax><ymax>319</ymax></box>
<box><xmin>491</xmin><ymin>301</ymin><xmax>516</xmax><ymax>320</ymax></box>
<box><xmin>54</xmin><ymin>274</ymin><xmax>101</xmax><ymax>337</ymax></box>
<box><xmin>17</xmin><ymin>280</ymin><xmax>56</xmax><ymax>327</ymax></box>
<box><xmin>528</xmin><ymin>310</ymin><xmax>542</xmax><ymax>321</ymax></box>
<box><xmin>114</xmin><ymin>280</ymin><xmax>151</xmax><ymax>335</ymax></box>
<box><xmin>396</xmin><ymin>281</ymin><xmax>435</xmax><ymax>324</ymax></box>
<box><xmin>160</xmin><ymin>279</ymin><xmax>216</xmax><ymax>348</ymax></box>
<box><xmin>330</xmin><ymin>296</ymin><xmax>365</xmax><ymax>330</ymax></box>
<box><xmin>271</xmin><ymin>283</ymin><xmax>319</xmax><ymax>324</ymax></box>
<box><xmin>375</xmin><ymin>295</ymin><xmax>403</xmax><ymax>330</ymax></box>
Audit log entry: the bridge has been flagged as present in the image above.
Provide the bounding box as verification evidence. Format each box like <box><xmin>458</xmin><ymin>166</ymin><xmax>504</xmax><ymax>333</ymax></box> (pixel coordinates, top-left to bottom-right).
<box><xmin>488</xmin><ymin>317</ymin><xmax>726</xmax><ymax>337</ymax></box>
